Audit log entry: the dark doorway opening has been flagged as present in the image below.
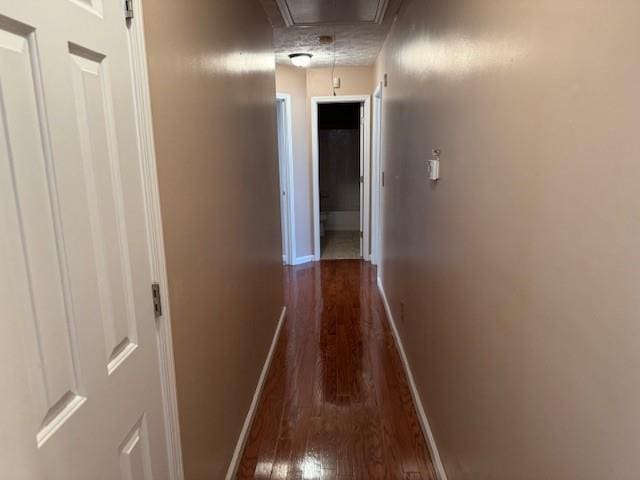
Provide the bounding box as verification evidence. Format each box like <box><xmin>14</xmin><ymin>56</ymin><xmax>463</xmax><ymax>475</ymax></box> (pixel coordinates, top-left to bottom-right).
<box><xmin>318</xmin><ymin>102</ymin><xmax>361</xmax><ymax>260</ymax></box>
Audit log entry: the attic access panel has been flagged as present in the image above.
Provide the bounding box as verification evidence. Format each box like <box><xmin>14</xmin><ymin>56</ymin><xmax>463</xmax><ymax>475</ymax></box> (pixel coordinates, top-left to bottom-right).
<box><xmin>276</xmin><ymin>0</ymin><xmax>390</xmax><ymax>26</ymax></box>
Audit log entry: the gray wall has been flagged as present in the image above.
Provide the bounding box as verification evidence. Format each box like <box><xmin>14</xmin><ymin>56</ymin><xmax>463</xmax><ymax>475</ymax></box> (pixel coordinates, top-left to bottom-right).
<box><xmin>142</xmin><ymin>0</ymin><xmax>283</xmax><ymax>477</ymax></box>
<box><xmin>375</xmin><ymin>0</ymin><xmax>640</xmax><ymax>478</ymax></box>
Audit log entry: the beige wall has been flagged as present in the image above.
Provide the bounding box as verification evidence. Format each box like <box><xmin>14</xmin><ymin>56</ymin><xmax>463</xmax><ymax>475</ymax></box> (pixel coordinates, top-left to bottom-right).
<box><xmin>142</xmin><ymin>1</ymin><xmax>283</xmax><ymax>478</ymax></box>
<box><xmin>375</xmin><ymin>0</ymin><xmax>640</xmax><ymax>478</ymax></box>
<box><xmin>306</xmin><ymin>66</ymin><xmax>375</xmax><ymax>98</ymax></box>
<box><xmin>275</xmin><ymin>66</ymin><xmax>312</xmax><ymax>259</ymax></box>
<box><xmin>275</xmin><ymin>65</ymin><xmax>374</xmax><ymax>258</ymax></box>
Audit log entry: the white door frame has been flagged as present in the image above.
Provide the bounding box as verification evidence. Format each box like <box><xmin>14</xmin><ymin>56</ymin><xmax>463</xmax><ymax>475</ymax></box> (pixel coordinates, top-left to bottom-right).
<box><xmin>126</xmin><ymin>1</ymin><xmax>183</xmax><ymax>478</ymax></box>
<box><xmin>276</xmin><ymin>93</ymin><xmax>296</xmax><ymax>265</ymax></box>
<box><xmin>371</xmin><ymin>83</ymin><xmax>383</xmax><ymax>266</ymax></box>
<box><xmin>311</xmin><ymin>95</ymin><xmax>371</xmax><ymax>261</ymax></box>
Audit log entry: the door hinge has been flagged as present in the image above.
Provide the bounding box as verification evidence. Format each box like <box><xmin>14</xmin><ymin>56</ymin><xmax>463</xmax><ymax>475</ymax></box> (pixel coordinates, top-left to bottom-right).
<box><xmin>151</xmin><ymin>283</ymin><xmax>162</xmax><ymax>318</ymax></box>
<box><xmin>124</xmin><ymin>0</ymin><xmax>134</xmax><ymax>19</ymax></box>
<box><xmin>360</xmin><ymin>175</ymin><xmax>364</xmax><ymax>183</ymax></box>
<box><xmin>360</xmin><ymin>231</ymin><xmax>363</xmax><ymax>238</ymax></box>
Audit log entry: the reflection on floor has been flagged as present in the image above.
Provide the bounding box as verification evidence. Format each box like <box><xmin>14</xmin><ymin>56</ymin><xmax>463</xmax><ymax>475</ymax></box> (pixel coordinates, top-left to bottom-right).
<box><xmin>321</xmin><ymin>231</ymin><xmax>360</xmax><ymax>260</ymax></box>
<box><xmin>237</xmin><ymin>261</ymin><xmax>436</xmax><ymax>479</ymax></box>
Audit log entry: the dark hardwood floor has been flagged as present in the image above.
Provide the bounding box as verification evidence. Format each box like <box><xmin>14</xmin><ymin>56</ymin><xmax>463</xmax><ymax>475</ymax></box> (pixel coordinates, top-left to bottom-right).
<box><xmin>237</xmin><ymin>260</ymin><xmax>436</xmax><ymax>479</ymax></box>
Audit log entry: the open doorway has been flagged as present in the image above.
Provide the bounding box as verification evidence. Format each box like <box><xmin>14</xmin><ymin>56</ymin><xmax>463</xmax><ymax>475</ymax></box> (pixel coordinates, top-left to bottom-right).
<box><xmin>318</xmin><ymin>102</ymin><xmax>361</xmax><ymax>259</ymax></box>
<box><xmin>312</xmin><ymin>95</ymin><xmax>371</xmax><ymax>261</ymax></box>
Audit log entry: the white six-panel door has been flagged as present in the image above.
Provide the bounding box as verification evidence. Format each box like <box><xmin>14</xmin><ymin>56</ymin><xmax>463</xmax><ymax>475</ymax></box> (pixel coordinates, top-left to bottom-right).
<box><xmin>276</xmin><ymin>99</ymin><xmax>289</xmax><ymax>264</ymax></box>
<box><xmin>0</xmin><ymin>0</ymin><xmax>169</xmax><ymax>478</ymax></box>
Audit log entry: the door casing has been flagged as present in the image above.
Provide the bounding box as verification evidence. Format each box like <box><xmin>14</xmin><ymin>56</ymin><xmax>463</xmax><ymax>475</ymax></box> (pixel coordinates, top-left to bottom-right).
<box><xmin>128</xmin><ymin>2</ymin><xmax>183</xmax><ymax>477</ymax></box>
<box><xmin>371</xmin><ymin>83</ymin><xmax>383</xmax><ymax>267</ymax></box>
<box><xmin>276</xmin><ymin>93</ymin><xmax>296</xmax><ymax>265</ymax></box>
<box><xmin>311</xmin><ymin>95</ymin><xmax>371</xmax><ymax>261</ymax></box>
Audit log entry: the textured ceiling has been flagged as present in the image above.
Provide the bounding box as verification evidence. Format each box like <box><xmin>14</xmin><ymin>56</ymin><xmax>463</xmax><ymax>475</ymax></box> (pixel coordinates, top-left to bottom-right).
<box><xmin>273</xmin><ymin>24</ymin><xmax>390</xmax><ymax>67</ymax></box>
<box><xmin>260</xmin><ymin>0</ymin><xmax>404</xmax><ymax>67</ymax></box>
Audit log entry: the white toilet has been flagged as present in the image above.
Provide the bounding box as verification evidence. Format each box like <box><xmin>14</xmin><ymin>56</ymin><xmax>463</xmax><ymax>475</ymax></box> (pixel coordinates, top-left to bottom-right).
<box><xmin>320</xmin><ymin>194</ymin><xmax>329</xmax><ymax>237</ymax></box>
<box><xmin>320</xmin><ymin>211</ymin><xmax>328</xmax><ymax>237</ymax></box>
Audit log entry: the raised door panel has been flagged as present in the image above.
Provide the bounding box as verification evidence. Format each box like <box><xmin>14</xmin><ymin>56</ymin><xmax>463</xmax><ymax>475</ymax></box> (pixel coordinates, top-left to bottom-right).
<box><xmin>68</xmin><ymin>43</ymin><xmax>139</xmax><ymax>375</ymax></box>
<box><xmin>69</xmin><ymin>0</ymin><xmax>103</xmax><ymax>17</ymax></box>
<box><xmin>119</xmin><ymin>417</ymin><xmax>153</xmax><ymax>480</ymax></box>
<box><xmin>0</xmin><ymin>16</ymin><xmax>85</xmax><ymax>447</ymax></box>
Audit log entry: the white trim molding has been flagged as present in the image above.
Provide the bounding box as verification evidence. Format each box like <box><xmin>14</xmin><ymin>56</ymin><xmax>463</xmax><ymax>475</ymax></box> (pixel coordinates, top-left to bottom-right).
<box><xmin>225</xmin><ymin>306</ymin><xmax>287</xmax><ymax>479</ymax></box>
<box><xmin>376</xmin><ymin>276</ymin><xmax>448</xmax><ymax>480</ymax></box>
<box><xmin>276</xmin><ymin>93</ymin><xmax>297</xmax><ymax>265</ymax></box>
<box><xmin>311</xmin><ymin>95</ymin><xmax>371</xmax><ymax>262</ymax></box>
<box><xmin>293</xmin><ymin>254</ymin><xmax>315</xmax><ymax>265</ymax></box>
<box><xmin>370</xmin><ymin>82</ymin><xmax>383</xmax><ymax>267</ymax></box>
<box><xmin>127</xmin><ymin>2</ymin><xmax>184</xmax><ymax>478</ymax></box>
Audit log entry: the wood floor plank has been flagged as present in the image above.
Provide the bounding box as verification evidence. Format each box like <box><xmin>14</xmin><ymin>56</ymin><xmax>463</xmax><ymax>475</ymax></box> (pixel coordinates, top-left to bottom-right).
<box><xmin>237</xmin><ymin>261</ymin><xmax>436</xmax><ymax>479</ymax></box>
<box><xmin>286</xmin><ymin>407</ymin><xmax>313</xmax><ymax>479</ymax></box>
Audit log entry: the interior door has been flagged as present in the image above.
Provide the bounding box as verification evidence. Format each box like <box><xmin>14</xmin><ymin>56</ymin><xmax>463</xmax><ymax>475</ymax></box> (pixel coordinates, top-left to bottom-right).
<box><xmin>0</xmin><ymin>0</ymin><xmax>169</xmax><ymax>478</ymax></box>
<box><xmin>276</xmin><ymin>99</ymin><xmax>289</xmax><ymax>264</ymax></box>
<box><xmin>359</xmin><ymin>102</ymin><xmax>365</xmax><ymax>257</ymax></box>
<box><xmin>371</xmin><ymin>87</ymin><xmax>382</xmax><ymax>265</ymax></box>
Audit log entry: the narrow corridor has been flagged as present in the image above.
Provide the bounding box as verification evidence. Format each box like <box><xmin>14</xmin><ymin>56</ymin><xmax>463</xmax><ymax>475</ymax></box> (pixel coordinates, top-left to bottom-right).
<box><xmin>238</xmin><ymin>261</ymin><xmax>436</xmax><ymax>479</ymax></box>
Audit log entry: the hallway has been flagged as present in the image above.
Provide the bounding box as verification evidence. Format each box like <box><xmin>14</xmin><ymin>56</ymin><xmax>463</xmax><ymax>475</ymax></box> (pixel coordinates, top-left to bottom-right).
<box><xmin>5</xmin><ymin>0</ymin><xmax>640</xmax><ymax>478</ymax></box>
<box><xmin>238</xmin><ymin>261</ymin><xmax>436</xmax><ymax>479</ymax></box>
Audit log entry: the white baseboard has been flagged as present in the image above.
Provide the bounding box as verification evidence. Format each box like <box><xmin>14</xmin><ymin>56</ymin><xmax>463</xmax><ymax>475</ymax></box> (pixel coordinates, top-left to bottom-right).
<box><xmin>293</xmin><ymin>254</ymin><xmax>315</xmax><ymax>265</ymax></box>
<box><xmin>225</xmin><ymin>306</ymin><xmax>287</xmax><ymax>480</ymax></box>
<box><xmin>376</xmin><ymin>277</ymin><xmax>448</xmax><ymax>480</ymax></box>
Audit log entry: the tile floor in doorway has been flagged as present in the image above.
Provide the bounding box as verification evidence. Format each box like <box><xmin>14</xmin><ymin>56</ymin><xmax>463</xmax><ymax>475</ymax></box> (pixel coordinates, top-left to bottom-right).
<box><xmin>321</xmin><ymin>231</ymin><xmax>360</xmax><ymax>260</ymax></box>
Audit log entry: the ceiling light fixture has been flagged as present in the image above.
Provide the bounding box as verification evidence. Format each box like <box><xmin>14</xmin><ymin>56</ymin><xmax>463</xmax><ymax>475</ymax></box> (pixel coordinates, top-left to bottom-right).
<box><xmin>289</xmin><ymin>53</ymin><xmax>312</xmax><ymax>68</ymax></box>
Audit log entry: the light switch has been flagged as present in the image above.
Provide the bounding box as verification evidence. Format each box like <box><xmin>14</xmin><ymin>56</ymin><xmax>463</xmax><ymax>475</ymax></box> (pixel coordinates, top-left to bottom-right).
<box><xmin>427</xmin><ymin>159</ymin><xmax>440</xmax><ymax>181</ymax></box>
<box><xmin>428</xmin><ymin>149</ymin><xmax>441</xmax><ymax>181</ymax></box>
